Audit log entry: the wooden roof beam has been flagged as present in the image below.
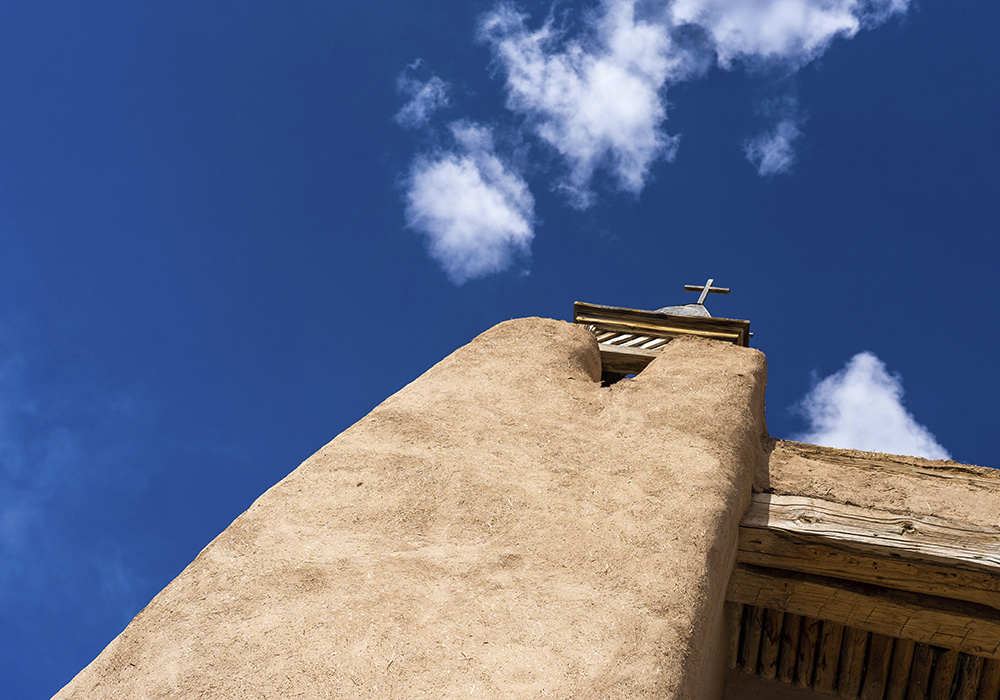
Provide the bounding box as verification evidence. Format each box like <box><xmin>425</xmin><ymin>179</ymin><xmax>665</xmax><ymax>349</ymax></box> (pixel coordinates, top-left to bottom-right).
<box><xmin>737</xmin><ymin>493</ymin><xmax>1000</xmax><ymax>611</ymax></box>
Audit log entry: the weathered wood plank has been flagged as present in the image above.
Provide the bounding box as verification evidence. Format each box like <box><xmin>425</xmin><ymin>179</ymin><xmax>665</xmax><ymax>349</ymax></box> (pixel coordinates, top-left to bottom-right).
<box><xmin>908</xmin><ymin>644</ymin><xmax>934</xmax><ymax>700</ymax></box>
<box><xmin>727</xmin><ymin>602</ymin><xmax>743</xmax><ymax>671</ymax></box>
<box><xmin>739</xmin><ymin>604</ymin><xmax>764</xmax><ymax>674</ymax></box>
<box><xmin>619</xmin><ymin>335</ymin><xmax>652</xmax><ymax>347</ymax></box>
<box><xmin>726</xmin><ymin>565</ymin><xmax>1000</xmax><ymax>659</ymax></box>
<box><xmin>839</xmin><ymin>626</ymin><xmax>869</xmax><ymax>699</ymax></box>
<box><xmin>813</xmin><ymin>620</ymin><xmax>844</xmax><ymax>693</ymax></box>
<box><xmin>796</xmin><ymin>616</ymin><xmax>823</xmax><ymax>688</ymax></box>
<box><xmin>861</xmin><ymin>634</ymin><xmax>894</xmax><ymax>700</ymax></box>
<box><xmin>596</xmin><ymin>344</ymin><xmax>661</xmax><ymax>374</ymax></box>
<box><xmin>886</xmin><ymin>639</ymin><xmax>916</xmax><ymax>700</ymax></box>
<box><xmin>583</xmin><ymin>316</ymin><xmax>741</xmax><ymax>343</ymax></box>
<box><xmin>738</xmin><ymin>493</ymin><xmax>1000</xmax><ymax>610</ymax></box>
<box><xmin>929</xmin><ymin>649</ymin><xmax>960</xmax><ymax>700</ymax></box>
<box><xmin>778</xmin><ymin>612</ymin><xmax>802</xmax><ymax>683</ymax></box>
<box><xmin>816</xmin><ymin>620</ymin><xmax>845</xmax><ymax>693</ymax></box>
<box><xmin>573</xmin><ymin>301</ymin><xmax>751</xmax><ymax>343</ymax></box>
<box><xmin>978</xmin><ymin>658</ymin><xmax>1000</xmax><ymax>700</ymax></box>
<box><xmin>955</xmin><ymin>655</ymin><xmax>984</xmax><ymax>700</ymax></box>
<box><xmin>760</xmin><ymin>608</ymin><xmax>784</xmax><ymax>679</ymax></box>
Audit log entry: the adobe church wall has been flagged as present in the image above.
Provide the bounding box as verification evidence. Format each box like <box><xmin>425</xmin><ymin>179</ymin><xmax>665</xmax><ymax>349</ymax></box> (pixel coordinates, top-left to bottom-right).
<box><xmin>761</xmin><ymin>441</ymin><xmax>1000</xmax><ymax>527</ymax></box>
<box><xmin>54</xmin><ymin>318</ymin><xmax>768</xmax><ymax>700</ymax></box>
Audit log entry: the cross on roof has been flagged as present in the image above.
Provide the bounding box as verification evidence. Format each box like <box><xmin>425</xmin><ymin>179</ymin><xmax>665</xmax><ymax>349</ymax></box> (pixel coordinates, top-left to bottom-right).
<box><xmin>684</xmin><ymin>279</ymin><xmax>730</xmax><ymax>305</ymax></box>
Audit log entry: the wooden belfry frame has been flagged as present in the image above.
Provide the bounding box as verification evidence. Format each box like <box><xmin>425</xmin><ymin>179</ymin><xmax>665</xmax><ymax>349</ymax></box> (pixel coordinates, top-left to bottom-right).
<box><xmin>573</xmin><ymin>301</ymin><xmax>751</xmax><ymax>375</ymax></box>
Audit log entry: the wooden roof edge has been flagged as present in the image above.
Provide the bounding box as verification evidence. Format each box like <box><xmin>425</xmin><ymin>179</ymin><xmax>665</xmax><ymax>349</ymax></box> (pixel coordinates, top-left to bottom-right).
<box><xmin>573</xmin><ymin>300</ymin><xmax>751</xmax><ymax>327</ymax></box>
<box><xmin>737</xmin><ymin>492</ymin><xmax>1000</xmax><ymax>612</ymax></box>
<box><xmin>727</xmin><ymin>563</ymin><xmax>1000</xmax><ymax>660</ymax></box>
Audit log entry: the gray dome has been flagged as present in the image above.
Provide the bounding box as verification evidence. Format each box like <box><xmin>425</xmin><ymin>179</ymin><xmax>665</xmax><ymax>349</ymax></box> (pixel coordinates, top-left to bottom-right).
<box><xmin>655</xmin><ymin>303</ymin><xmax>712</xmax><ymax>317</ymax></box>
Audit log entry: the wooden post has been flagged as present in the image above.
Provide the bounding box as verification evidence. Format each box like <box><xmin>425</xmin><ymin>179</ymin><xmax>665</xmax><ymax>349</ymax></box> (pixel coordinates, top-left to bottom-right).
<box><xmin>839</xmin><ymin>626</ymin><xmax>869</xmax><ymax>699</ymax></box>
<box><xmin>760</xmin><ymin>608</ymin><xmax>784</xmax><ymax>679</ymax></box>
<box><xmin>796</xmin><ymin>616</ymin><xmax>823</xmax><ymax>688</ymax></box>
<box><xmin>816</xmin><ymin>621</ymin><xmax>845</xmax><ymax>693</ymax></box>
<box><xmin>977</xmin><ymin>658</ymin><xmax>1000</xmax><ymax>700</ymax></box>
<box><xmin>929</xmin><ymin>649</ymin><xmax>960</xmax><ymax>700</ymax></box>
<box><xmin>726</xmin><ymin>602</ymin><xmax>743</xmax><ymax>670</ymax></box>
<box><xmin>955</xmin><ymin>655</ymin><xmax>984</xmax><ymax>700</ymax></box>
<box><xmin>861</xmin><ymin>634</ymin><xmax>895</xmax><ymax>700</ymax></box>
<box><xmin>777</xmin><ymin>613</ymin><xmax>802</xmax><ymax>683</ymax></box>
<box><xmin>739</xmin><ymin>605</ymin><xmax>764</xmax><ymax>674</ymax></box>
<box><xmin>907</xmin><ymin>644</ymin><xmax>935</xmax><ymax>700</ymax></box>
<box><xmin>886</xmin><ymin>639</ymin><xmax>916</xmax><ymax>700</ymax></box>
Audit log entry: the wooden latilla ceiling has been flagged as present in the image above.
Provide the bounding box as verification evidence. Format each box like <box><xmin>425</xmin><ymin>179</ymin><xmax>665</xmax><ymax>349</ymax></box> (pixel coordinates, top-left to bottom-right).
<box><xmin>726</xmin><ymin>491</ymin><xmax>1000</xmax><ymax>699</ymax></box>
<box><xmin>572</xmin><ymin>301</ymin><xmax>751</xmax><ymax>375</ymax></box>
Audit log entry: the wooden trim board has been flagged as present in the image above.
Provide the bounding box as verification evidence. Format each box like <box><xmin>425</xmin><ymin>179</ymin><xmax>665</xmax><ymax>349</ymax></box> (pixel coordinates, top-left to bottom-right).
<box><xmin>737</xmin><ymin>493</ymin><xmax>1000</xmax><ymax>611</ymax></box>
<box><xmin>573</xmin><ymin>301</ymin><xmax>751</xmax><ymax>347</ymax></box>
<box><xmin>727</xmin><ymin>565</ymin><xmax>1000</xmax><ymax>659</ymax></box>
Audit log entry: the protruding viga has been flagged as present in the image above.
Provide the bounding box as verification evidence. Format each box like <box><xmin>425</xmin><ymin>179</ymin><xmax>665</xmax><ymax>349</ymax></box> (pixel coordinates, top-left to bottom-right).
<box><xmin>55</xmin><ymin>318</ymin><xmax>768</xmax><ymax>700</ymax></box>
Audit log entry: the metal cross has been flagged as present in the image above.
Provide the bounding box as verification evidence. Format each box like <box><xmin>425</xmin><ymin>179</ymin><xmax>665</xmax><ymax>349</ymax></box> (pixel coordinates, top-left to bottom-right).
<box><xmin>684</xmin><ymin>278</ymin><xmax>730</xmax><ymax>305</ymax></box>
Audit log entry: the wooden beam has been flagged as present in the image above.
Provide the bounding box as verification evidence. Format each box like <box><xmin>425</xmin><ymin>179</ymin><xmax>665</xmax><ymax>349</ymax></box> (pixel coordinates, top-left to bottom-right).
<box><xmin>795</xmin><ymin>617</ymin><xmax>822</xmax><ymax>688</ymax></box>
<box><xmin>738</xmin><ymin>493</ymin><xmax>1000</xmax><ymax>610</ymax></box>
<box><xmin>726</xmin><ymin>565</ymin><xmax>1000</xmax><ymax>659</ymax></box>
<box><xmin>760</xmin><ymin>608</ymin><xmax>784</xmax><ymax>679</ymax></box>
<box><xmin>838</xmin><ymin>626</ymin><xmax>868</xmax><ymax>699</ymax></box>
<box><xmin>777</xmin><ymin>613</ymin><xmax>802</xmax><ymax>683</ymax></box>
<box><xmin>978</xmin><ymin>659</ymin><xmax>1000</xmax><ymax>700</ymax></box>
<box><xmin>929</xmin><ymin>649</ymin><xmax>960</xmax><ymax>700</ymax></box>
<box><xmin>739</xmin><ymin>605</ymin><xmax>764</xmax><ymax>674</ymax></box>
<box><xmin>956</xmin><ymin>655</ymin><xmax>984</xmax><ymax>700</ymax></box>
<box><xmin>726</xmin><ymin>602</ymin><xmax>742</xmax><ymax>670</ymax></box>
<box><xmin>884</xmin><ymin>638</ymin><xmax>915</xmax><ymax>700</ymax></box>
<box><xmin>909</xmin><ymin>644</ymin><xmax>935</xmax><ymax>699</ymax></box>
<box><xmin>860</xmin><ymin>634</ymin><xmax>894</xmax><ymax>700</ymax></box>
<box><xmin>597</xmin><ymin>344</ymin><xmax>660</xmax><ymax>375</ymax></box>
<box><xmin>815</xmin><ymin>621</ymin><xmax>844</xmax><ymax>693</ymax></box>
<box><xmin>573</xmin><ymin>301</ymin><xmax>751</xmax><ymax>346</ymax></box>
<box><xmin>582</xmin><ymin>317</ymin><xmax>743</xmax><ymax>343</ymax></box>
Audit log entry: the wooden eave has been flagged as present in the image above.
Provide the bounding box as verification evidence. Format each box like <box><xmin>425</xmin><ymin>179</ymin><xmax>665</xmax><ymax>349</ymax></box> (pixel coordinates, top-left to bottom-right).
<box><xmin>725</xmin><ymin>475</ymin><xmax>1000</xmax><ymax>699</ymax></box>
<box><xmin>573</xmin><ymin>301</ymin><xmax>751</xmax><ymax>375</ymax></box>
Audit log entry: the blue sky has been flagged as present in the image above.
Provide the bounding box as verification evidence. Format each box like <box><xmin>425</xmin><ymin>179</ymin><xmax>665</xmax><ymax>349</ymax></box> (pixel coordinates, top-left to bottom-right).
<box><xmin>1</xmin><ymin>1</ymin><xmax>997</xmax><ymax>697</ymax></box>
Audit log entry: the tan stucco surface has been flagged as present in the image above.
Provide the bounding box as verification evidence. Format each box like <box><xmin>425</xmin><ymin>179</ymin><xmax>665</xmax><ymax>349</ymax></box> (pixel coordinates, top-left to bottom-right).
<box><xmin>54</xmin><ymin>318</ymin><xmax>768</xmax><ymax>700</ymax></box>
<box><xmin>762</xmin><ymin>441</ymin><xmax>1000</xmax><ymax>528</ymax></box>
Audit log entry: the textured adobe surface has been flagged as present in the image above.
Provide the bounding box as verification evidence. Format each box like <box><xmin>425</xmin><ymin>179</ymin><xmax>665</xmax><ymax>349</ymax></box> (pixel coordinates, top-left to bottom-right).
<box><xmin>762</xmin><ymin>441</ymin><xmax>1000</xmax><ymax>528</ymax></box>
<box><xmin>54</xmin><ymin>318</ymin><xmax>769</xmax><ymax>700</ymax></box>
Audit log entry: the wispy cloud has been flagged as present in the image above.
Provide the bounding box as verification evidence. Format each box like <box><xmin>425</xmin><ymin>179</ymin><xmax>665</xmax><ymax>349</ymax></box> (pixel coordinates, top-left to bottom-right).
<box><xmin>403</xmin><ymin>121</ymin><xmax>534</xmax><ymax>284</ymax></box>
<box><xmin>745</xmin><ymin>117</ymin><xmax>801</xmax><ymax>175</ymax></box>
<box><xmin>793</xmin><ymin>352</ymin><xmax>950</xmax><ymax>460</ymax></box>
<box><xmin>0</xmin><ymin>332</ymin><xmax>152</xmax><ymax>620</ymax></box>
<box><xmin>394</xmin><ymin>61</ymin><xmax>450</xmax><ymax>130</ymax></box>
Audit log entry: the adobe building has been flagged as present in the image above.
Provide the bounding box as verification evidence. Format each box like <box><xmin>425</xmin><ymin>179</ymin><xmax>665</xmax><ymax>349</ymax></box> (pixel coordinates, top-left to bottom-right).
<box><xmin>54</xmin><ymin>286</ymin><xmax>1000</xmax><ymax>700</ymax></box>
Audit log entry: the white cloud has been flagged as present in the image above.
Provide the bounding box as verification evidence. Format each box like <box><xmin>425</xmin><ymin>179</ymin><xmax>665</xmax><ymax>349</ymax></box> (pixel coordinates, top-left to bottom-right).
<box><xmin>670</xmin><ymin>0</ymin><xmax>909</xmax><ymax>67</ymax></box>
<box><xmin>474</xmin><ymin>0</ymin><xmax>910</xmax><ymax>202</ymax></box>
<box><xmin>794</xmin><ymin>352</ymin><xmax>951</xmax><ymax>460</ymax></box>
<box><xmin>394</xmin><ymin>68</ymin><xmax>450</xmax><ymax>129</ymax></box>
<box><xmin>404</xmin><ymin>121</ymin><xmax>534</xmax><ymax>284</ymax></box>
<box><xmin>396</xmin><ymin>0</ymin><xmax>911</xmax><ymax>278</ymax></box>
<box><xmin>744</xmin><ymin>117</ymin><xmax>801</xmax><ymax>175</ymax></box>
<box><xmin>479</xmin><ymin>1</ymin><xmax>682</xmax><ymax>208</ymax></box>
